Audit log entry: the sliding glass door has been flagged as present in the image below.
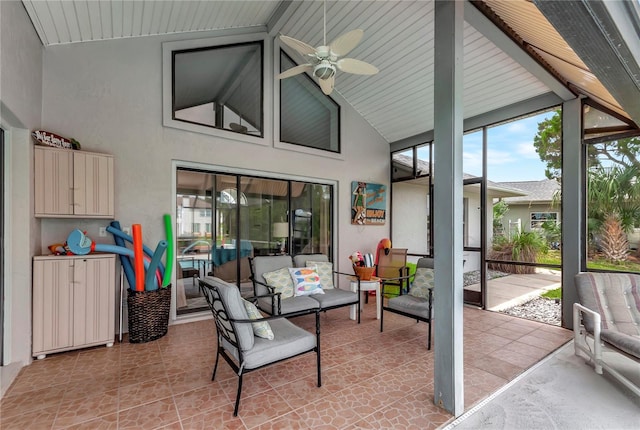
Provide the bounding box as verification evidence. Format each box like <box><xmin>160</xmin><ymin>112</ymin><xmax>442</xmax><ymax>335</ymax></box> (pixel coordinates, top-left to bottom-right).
<box><xmin>176</xmin><ymin>168</ymin><xmax>333</xmax><ymax>316</ymax></box>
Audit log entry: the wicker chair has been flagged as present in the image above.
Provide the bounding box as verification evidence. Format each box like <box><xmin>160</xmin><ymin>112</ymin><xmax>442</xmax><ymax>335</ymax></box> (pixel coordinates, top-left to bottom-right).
<box><xmin>199</xmin><ymin>276</ymin><xmax>321</xmax><ymax>416</ymax></box>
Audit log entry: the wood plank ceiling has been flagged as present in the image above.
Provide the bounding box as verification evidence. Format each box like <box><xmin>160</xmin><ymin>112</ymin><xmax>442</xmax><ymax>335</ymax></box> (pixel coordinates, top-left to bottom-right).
<box><xmin>22</xmin><ymin>0</ymin><xmax>636</xmax><ymax>144</ymax></box>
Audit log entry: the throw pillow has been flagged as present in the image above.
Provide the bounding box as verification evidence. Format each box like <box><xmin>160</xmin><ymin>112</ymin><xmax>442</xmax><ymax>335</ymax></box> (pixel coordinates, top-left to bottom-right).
<box><xmin>288</xmin><ymin>267</ymin><xmax>324</xmax><ymax>296</ymax></box>
<box><xmin>263</xmin><ymin>267</ymin><xmax>295</xmax><ymax>299</ymax></box>
<box><xmin>306</xmin><ymin>261</ymin><xmax>335</xmax><ymax>289</ymax></box>
<box><xmin>242</xmin><ymin>298</ymin><xmax>274</xmax><ymax>340</ymax></box>
<box><xmin>410</xmin><ymin>267</ymin><xmax>434</xmax><ymax>299</ymax></box>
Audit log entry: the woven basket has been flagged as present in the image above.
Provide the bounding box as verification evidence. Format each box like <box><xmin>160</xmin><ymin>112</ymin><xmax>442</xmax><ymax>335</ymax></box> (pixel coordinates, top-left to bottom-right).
<box><xmin>127</xmin><ymin>286</ymin><xmax>171</xmax><ymax>344</ymax></box>
<box><xmin>353</xmin><ymin>265</ymin><xmax>375</xmax><ymax>281</ymax></box>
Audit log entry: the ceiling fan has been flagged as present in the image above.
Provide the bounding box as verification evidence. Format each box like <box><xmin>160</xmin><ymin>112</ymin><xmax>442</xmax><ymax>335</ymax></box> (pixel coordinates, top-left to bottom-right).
<box><xmin>277</xmin><ymin>0</ymin><xmax>379</xmax><ymax>95</ymax></box>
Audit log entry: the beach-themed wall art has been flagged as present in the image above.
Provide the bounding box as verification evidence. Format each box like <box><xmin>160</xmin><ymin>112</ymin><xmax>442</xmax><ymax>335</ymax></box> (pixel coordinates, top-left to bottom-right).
<box><xmin>351</xmin><ymin>181</ymin><xmax>386</xmax><ymax>225</ymax></box>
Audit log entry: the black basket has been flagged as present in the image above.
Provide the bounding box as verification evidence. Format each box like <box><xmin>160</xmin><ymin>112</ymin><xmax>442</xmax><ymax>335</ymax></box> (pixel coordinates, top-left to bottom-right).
<box><xmin>127</xmin><ymin>286</ymin><xmax>171</xmax><ymax>343</ymax></box>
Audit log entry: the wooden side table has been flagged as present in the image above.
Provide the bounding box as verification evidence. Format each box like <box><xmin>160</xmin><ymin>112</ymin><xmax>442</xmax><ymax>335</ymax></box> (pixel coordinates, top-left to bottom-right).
<box><xmin>349</xmin><ymin>276</ymin><xmax>381</xmax><ymax>320</ymax></box>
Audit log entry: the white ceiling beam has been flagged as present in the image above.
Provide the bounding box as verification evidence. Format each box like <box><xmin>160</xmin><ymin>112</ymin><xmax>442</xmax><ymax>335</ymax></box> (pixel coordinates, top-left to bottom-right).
<box><xmin>464</xmin><ymin>0</ymin><xmax>575</xmax><ymax>101</ymax></box>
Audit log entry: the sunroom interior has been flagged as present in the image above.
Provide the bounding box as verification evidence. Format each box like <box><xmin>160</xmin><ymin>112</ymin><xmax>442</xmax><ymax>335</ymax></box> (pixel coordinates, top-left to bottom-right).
<box><xmin>2</xmin><ymin>0</ymin><xmax>640</xmax><ymax>418</ymax></box>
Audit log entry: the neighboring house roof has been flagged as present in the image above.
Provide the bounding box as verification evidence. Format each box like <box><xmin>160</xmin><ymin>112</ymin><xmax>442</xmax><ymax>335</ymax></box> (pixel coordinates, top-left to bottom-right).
<box><xmin>498</xmin><ymin>179</ymin><xmax>560</xmax><ymax>204</ymax></box>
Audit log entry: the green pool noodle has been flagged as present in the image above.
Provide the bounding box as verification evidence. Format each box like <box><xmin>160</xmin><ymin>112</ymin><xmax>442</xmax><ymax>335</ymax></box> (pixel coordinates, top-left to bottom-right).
<box><xmin>162</xmin><ymin>214</ymin><xmax>174</xmax><ymax>287</ymax></box>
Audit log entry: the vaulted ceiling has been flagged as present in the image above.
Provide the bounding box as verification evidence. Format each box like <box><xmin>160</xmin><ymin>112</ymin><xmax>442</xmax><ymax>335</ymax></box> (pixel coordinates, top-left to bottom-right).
<box><xmin>22</xmin><ymin>0</ymin><xmax>640</xmax><ymax>144</ymax></box>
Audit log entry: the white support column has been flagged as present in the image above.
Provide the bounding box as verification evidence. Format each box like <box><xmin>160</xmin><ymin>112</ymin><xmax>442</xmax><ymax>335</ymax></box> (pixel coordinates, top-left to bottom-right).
<box><xmin>433</xmin><ymin>0</ymin><xmax>465</xmax><ymax>416</ymax></box>
<box><xmin>561</xmin><ymin>98</ymin><xmax>583</xmax><ymax>329</ymax></box>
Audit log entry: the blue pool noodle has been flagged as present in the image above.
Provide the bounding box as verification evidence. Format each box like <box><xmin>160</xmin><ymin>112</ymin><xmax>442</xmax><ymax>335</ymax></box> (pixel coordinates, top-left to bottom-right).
<box><xmin>107</xmin><ymin>224</ymin><xmax>165</xmax><ymax>277</ymax></box>
<box><xmin>145</xmin><ymin>241</ymin><xmax>167</xmax><ymax>291</ymax></box>
<box><xmin>110</xmin><ymin>221</ymin><xmax>136</xmax><ymax>290</ymax></box>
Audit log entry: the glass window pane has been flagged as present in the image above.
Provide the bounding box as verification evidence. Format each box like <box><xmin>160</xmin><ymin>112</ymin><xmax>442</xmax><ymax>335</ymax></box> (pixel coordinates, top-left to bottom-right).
<box><xmin>392</xmin><ymin>149</ymin><xmax>414</xmax><ymax>181</ymax></box>
<box><xmin>173</xmin><ymin>41</ymin><xmax>263</xmax><ymax>136</ymax></box>
<box><xmin>176</xmin><ymin>169</ymin><xmax>214</xmax><ymax>315</ymax></box>
<box><xmin>280</xmin><ymin>51</ymin><xmax>340</xmax><ymax>152</ymax></box>
<box><xmin>586</xmin><ymin>137</ymin><xmax>640</xmax><ymax>273</ymax></box>
<box><xmin>486</xmin><ymin>110</ymin><xmax>561</xmax><ymax>268</ymax></box>
<box><xmin>463</xmin><ymin>130</ymin><xmax>483</xmax><ymax>178</ymax></box>
<box><xmin>291</xmin><ymin>182</ymin><xmax>332</xmax><ymax>257</ymax></box>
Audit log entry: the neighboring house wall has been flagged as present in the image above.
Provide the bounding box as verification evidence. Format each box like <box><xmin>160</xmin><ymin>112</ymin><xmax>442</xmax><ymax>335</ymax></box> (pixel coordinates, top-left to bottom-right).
<box><xmin>501</xmin><ymin>203</ymin><xmax>559</xmax><ymax>235</ymax></box>
<box><xmin>391</xmin><ymin>182</ymin><xmax>497</xmax><ymax>273</ymax></box>
<box><xmin>0</xmin><ymin>0</ymin><xmax>43</xmax><ymax>395</ymax></box>
<box><xmin>392</xmin><ymin>181</ymin><xmax>429</xmax><ymax>259</ymax></box>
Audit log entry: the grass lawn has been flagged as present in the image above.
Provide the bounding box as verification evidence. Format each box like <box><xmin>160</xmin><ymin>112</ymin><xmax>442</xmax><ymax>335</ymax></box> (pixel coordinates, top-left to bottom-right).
<box><xmin>541</xmin><ymin>287</ymin><xmax>561</xmax><ymax>300</ymax></box>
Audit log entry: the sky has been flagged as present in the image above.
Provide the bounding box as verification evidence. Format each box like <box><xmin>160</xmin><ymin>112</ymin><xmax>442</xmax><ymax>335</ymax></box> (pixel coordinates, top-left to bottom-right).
<box><xmin>461</xmin><ymin>110</ymin><xmax>557</xmax><ymax>183</ymax></box>
<box><xmin>412</xmin><ymin>110</ymin><xmax>557</xmax><ymax>183</ymax></box>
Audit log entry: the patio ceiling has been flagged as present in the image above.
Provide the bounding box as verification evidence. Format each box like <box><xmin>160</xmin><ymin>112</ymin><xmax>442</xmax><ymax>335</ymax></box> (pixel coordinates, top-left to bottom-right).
<box><xmin>22</xmin><ymin>0</ymin><xmax>640</xmax><ymax>144</ymax></box>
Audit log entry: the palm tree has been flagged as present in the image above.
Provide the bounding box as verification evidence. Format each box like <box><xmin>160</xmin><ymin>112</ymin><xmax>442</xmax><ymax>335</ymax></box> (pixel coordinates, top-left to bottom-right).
<box><xmin>588</xmin><ymin>165</ymin><xmax>640</xmax><ymax>259</ymax></box>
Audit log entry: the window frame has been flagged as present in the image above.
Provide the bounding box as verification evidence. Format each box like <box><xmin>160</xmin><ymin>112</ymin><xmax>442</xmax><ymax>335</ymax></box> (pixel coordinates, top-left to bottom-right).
<box><xmin>162</xmin><ymin>32</ymin><xmax>272</xmax><ymax>146</ymax></box>
<box><xmin>530</xmin><ymin>211</ymin><xmax>559</xmax><ymax>230</ymax></box>
<box><xmin>273</xmin><ymin>41</ymin><xmax>345</xmax><ymax>160</ymax></box>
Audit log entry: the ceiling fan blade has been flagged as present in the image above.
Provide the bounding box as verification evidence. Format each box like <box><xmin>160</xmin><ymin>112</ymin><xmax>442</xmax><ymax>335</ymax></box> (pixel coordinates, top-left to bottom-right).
<box><xmin>229</xmin><ymin>123</ymin><xmax>248</xmax><ymax>133</ymax></box>
<box><xmin>318</xmin><ymin>75</ymin><xmax>334</xmax><ymax>95</ymax></box>
<box><xmin>329</xmin><ymin>29</ymin><xmax>364</xmax><ymax>57</ymax></box>
<box><xmin>336</xmin><ymin>58</ymin><xmax>379</xmax><ymax>75</ymax></box>
<box><xmin>279</xmin><ymin>35</ymin><xmax>316</xmax><ymax>56</ymax></box>
<box><xmin>277</xmin><ymin>64</ymin><xmax>313</xmax><ymax>79</ymax></box>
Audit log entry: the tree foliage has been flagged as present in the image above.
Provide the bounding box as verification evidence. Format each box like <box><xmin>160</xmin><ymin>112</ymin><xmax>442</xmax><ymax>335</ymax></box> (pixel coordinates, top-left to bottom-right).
<box><xmin>533</xmin><ymin>110</ymin><xmax>640</xmax><ymax>181</ymax></box>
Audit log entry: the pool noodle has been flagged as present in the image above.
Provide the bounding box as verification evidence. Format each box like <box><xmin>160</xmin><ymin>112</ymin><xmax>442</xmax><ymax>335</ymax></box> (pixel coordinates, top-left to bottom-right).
<box><xmin>109</xmin><ymin>221</ymin><xmax>136</xmax><ymax>290</ymax></box>
<box><xmin>145</xmin><ymin>241</ymin><xmax>167</xmax><ymax>291</ymax></box>
<box><xmin>106</xmin><ymin>225</ymin><xmax>165</xmax><ymax>277</ymax></box>
<box><xmin>162</xmin><ymin>214</ymin><xmax>174</xmax><ymax>288</ymax></box>
<box><xmin>132</xmin><ymin>224</ymin><xmax>144</xmax><ymax>292</ymax></box>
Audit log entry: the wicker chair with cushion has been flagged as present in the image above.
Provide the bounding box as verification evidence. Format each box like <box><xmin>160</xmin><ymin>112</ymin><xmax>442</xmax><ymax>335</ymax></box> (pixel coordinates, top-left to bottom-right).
<box><xmin>199</xmin><ymin>276</ymin><xmax>321</xmax><ymax>416</ymax></box>
<box><xmin>574</xmin><ymin>272</ymin><xmax>640</xmax><ymax>396</ymax></box>
<box><xmin>380</xmin><ymin>257</ymin><xmax>434</xmax><ymax>349</ymax></box>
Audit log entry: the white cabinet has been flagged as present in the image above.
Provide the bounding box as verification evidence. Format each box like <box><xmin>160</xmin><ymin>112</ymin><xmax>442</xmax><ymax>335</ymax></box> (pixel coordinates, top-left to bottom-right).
<box><xmin>33</xmin><ymin>254</ymin><xmax>116</xmax><ymax>359</ymax></box>
<box><xmin>34</xmin><ymin>145</ymin><xmax>114</xmax><ymax>218</ymax></box>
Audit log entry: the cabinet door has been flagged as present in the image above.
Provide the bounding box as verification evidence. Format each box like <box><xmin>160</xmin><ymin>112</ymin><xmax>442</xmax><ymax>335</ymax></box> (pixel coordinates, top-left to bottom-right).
<box><xmin>73</xmin><ymin>152</ymin><xmax>114</xmax><ymax>217</ymax></box>
<box><xmin>73</xmin><ymin>256</ymin><xmax>116</xmax><ymax>346</ymax></box>
<box><xmin>33</xmin><ymin>259</ymin><xmax>74</xmax><ymax>355</ymax></box>
<box><xmin>34</xmin><ymin>146</ymin><xmax>73</xmax><ymax>216</ymax></box>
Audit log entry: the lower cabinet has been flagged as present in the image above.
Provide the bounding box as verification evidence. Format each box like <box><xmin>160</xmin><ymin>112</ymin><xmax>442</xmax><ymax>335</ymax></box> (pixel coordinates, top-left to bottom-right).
<box><xmin>32</xmin><ymin>254</ymin><xmax>116</xmax><ymax>359</ymax></box>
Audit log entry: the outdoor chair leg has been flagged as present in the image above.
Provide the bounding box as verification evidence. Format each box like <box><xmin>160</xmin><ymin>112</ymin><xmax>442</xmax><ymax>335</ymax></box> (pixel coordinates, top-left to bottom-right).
<box><xmin>233</xmin><ymin>373</ymin><xmax>244</xmax><ymax>416</ymax></box>
<box><xmin>211</xmin><ymin>349</ymin><xmax>221</xmax><ymax>381</ymax></box>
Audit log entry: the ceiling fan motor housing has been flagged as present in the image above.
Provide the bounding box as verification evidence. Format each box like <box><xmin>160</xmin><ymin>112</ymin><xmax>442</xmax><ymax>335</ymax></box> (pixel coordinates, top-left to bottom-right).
<box><xmin>313</xmin><ymin>60</ymin><xmax>336</xmax><ymax>79</ymax></box>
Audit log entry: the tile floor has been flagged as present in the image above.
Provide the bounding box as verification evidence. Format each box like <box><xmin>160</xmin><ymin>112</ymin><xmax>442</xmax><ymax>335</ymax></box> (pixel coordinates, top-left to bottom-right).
<box><xmin>0</xmin><ymin>302</ymin><xmax>572</xmax><ymax>429</ymax></box>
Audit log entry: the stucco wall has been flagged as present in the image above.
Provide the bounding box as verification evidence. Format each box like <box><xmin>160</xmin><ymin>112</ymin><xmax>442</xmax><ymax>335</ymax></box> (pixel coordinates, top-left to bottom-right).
<box><xmin>39</xmin><ymin>31</ymin><xmax>388</xmax><ymax>290</ymax></box>
<box><xmin>1</xmin><ymin>0</ymin><xmax>43</xmax><ymax>395</ymax></box>
<box><xmin>392</xmin><ymin>182</ymin><xmax>429</xmax><ymax>255</ymax></box>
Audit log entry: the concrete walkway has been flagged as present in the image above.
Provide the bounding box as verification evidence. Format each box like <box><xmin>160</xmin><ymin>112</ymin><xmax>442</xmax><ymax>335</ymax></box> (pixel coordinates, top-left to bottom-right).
<box><xmin>465</xmin><ymin>269</ymin><xmax>561</xmax><ymax>311</ymax></box>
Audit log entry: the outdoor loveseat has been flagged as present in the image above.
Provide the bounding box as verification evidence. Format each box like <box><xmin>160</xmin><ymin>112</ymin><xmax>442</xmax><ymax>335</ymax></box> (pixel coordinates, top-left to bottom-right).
<box><xmin>249</xmin><ymin>254</ymin><xmax>362</xmax><ymax>321</ymax></box>
<box><xmin>574</xmin><ymin>272</ymin><xmax>640</xmax><ymax>396</ymax></box>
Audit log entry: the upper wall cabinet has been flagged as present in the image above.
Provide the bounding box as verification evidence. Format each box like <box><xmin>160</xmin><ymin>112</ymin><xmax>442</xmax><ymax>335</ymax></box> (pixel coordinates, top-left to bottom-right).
<box><xmin>34</xmin><ymin>145</ymin><xmax>114</xmax><ymax>218</ymax></box>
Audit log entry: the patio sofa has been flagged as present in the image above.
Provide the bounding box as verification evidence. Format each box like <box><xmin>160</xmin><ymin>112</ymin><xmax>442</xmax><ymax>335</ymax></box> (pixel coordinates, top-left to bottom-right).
<box><xmin>249</xmin><ymin>254</ymin><xmax>362</xmax><ymax>321</ymax></box>
<box><xmin>574</xmin><ymin>272</ymin><xmax>640</xmax><ymax>396</ymax></box>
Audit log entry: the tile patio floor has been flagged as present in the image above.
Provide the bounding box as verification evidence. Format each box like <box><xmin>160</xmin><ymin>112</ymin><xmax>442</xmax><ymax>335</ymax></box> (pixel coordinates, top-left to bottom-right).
<box><xmin>0</xmin><ymin>302</ymin><xmax>572</xmax><ymax>429</ymax></box>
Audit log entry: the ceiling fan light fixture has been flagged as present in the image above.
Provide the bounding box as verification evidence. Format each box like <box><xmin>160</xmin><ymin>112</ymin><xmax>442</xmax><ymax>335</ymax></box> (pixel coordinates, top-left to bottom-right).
<box><xmin>313</xmin><ymin>61</ymin><xmax>336</xmax><ymax>80</ymax></box>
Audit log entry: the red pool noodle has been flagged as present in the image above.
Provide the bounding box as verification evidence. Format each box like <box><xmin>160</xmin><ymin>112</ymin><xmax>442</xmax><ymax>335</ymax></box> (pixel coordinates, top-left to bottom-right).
<box><xmin>132</xmin><ymin>224</ymin><xmax>144</xmax><ymax>292</ymax></box>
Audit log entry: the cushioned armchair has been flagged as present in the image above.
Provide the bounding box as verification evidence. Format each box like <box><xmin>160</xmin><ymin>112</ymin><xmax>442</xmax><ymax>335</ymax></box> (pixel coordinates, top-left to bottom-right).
<box><xmin>574</xmin><ymin>272</ymin><xmax>640</xmax><ymax>396</ymax></box>
<box><xmin>380</xmin><ymin>257</ymin><xmax>434</xmax><ymax>349</ymax></box>
<box><xmin>199</xmin><ymin>276</ymin><xmax>321</xmax><ymax>416</ymax></box>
